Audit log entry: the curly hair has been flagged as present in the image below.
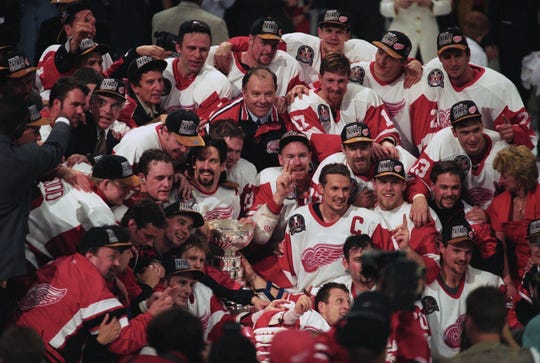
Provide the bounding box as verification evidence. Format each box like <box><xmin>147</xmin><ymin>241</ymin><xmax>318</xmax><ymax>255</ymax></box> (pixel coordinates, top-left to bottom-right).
<box><xmin>493</xmin><ymin>145</ymin><xmax>538</xmax><ymax>192</ymax></box>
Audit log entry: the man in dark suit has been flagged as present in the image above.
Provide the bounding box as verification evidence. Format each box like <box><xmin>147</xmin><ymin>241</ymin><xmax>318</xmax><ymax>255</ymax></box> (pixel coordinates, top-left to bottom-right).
<box><xmin>66</xmin><ymin>77</ymin><xmax>128</xmax><ymax>158</ymax></box>
<box><xmin>0</xmin><ymin>93</ymin><xmax>78</xmax><ymax>331</ymax></box>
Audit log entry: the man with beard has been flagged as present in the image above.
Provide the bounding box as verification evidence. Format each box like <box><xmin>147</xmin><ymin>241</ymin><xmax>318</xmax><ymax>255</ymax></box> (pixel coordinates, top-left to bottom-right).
<box><xmin>206</xmin><ymin>16</ymin><xmax>305</xmax><ymax>100</ymax></box>
<box><xmin>182</xmin><ymin>136</ymin><xmax>241</xmax><ymax>221</ymax></box>
<box><xmin>421</xmin><ymin>219</ymin><xmax>503</xmax><ymax>360</ymax></box>
<box><xmin>17</xmin><ymin>225</ymin><xmax>174</xmax><ymax>362</ymax></box>
<box><xmin>287</xmin><ymin>52</ymin><xmax>399</xmax><ymax>163</ymax></box>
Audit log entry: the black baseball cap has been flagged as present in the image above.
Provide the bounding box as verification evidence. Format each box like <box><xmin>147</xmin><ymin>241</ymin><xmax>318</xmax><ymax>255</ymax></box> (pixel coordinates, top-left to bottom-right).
<box><xmin>164</xmin><ymin>109</ymin><xmax>205</xmax><ymax>147</ymax></box>
<box><xmin>341</xmin><ymin>122</ymin><xmax>373</xmax><ymax>144</ymax></box>
<box><xmin>372</xmin><ymin>30</ymin><xmax>412</xmax><ymax>59</ymax></box>
<box><xmin>0</xmin><ymin>52</ymin><xmax>37</xmax><ymax>78</ymax></box>
<box><xmin>449</xmin><ymin>100</ymin><xmax>481</xmax><ymax>126</ymax></box>
<box><xmin>162</xmin><ymin>257</ymin><xmax>204</xmax><ymax>279</ymax></box>
<box><xmin>93</xmin><ymin>78</ymin><xmax>126</xmax><ymax>101</ymax></box>
<box><xmin>318</xmin><ymin>9</ymin><xmax>350</xmax><ymax>29</ymax></box>
<box><xmin>250</xmin><ymin>17</ymin><xmax>283</xmax><ymax>41</ymax></box>
<box><xmin>374</xmin><ymin>159</ymin><xmax>405</xmax><ymax>180</ymax></box>
<box><xmin>78</xmin><ymin>225</ymin><xmax>133</xmax><ymax>252</ymax></box>
<box><xmin>77</xmin><ymin>38</ymin><xmax>110</xmax><ymax>57</ymax></box>
<box><xmin>27</xmin><ymin>104</ymin><xmax>50</xmax><ymax>127</ymax></box>
<box><xmin>127</xmin><ymin>56</ymin><xmax>167</xmax><ymax>83</ymax></box>
<box><xmin>163</xmin><ymin>200</ymin><xmax>204</xmax><ymax>228</ymax></box>
<box><xmin>92</xmin><ymin>155</ymin><xmax>141</xmax><ymax>187</ymax></box>
<box><xmin>442</xmin><ymin>219</ymin><xmax>474</xmax><ymax>245</ymax></box>
<box><xmin>526</xmin><ymin>219</ymin><xmax>540</xmax><ymax>242</ymax></box>
<box><xmin>437</xmin><ymin>27</ymin><xmax>469</xmax><ymax>56</ymax></box>
<box><xmin>278</xmin><ymin>130</ymin><xmax>310</xmax><ymax>152</ymax></box>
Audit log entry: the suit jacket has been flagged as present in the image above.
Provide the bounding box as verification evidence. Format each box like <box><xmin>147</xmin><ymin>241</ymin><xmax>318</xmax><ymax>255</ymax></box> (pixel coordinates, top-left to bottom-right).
<box><xmin>0</xmin><ymin>120</ymin><xmax>69</xmax><ymax>280</ymax></box>
<box><xmin>151</xmin><ymin>1</ymin><xmax>229</xmax><ymax>46</ymax></box>
<box><xmin>66</xmin><ymin>113</ymin><xmax>119</xmax><ymax>157</ymax></box>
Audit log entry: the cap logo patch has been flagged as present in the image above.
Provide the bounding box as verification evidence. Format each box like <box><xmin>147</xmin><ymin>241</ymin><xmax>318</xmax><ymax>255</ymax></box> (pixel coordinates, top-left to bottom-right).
<box><xmin>262</xmin><ymin>20</ymin><xmax>279</xmax><ymax>35</ymax></box>
<box><xmin>28</xmin><ymin>105</ymin><xmax>41</xmax><ymax>122</ymax></box>
<box><xmin>324</xmin><ymin>10</ymin><xmax>340</xmax><ymax>22</ymax></box>
<box><xmin>377</xmin><ymin>159</ymin><xmax>395</xmax><ymax>173</ymax></box>
<box><xmin>8</xmin><ymin>56</ymin><xmax>26</xmax><ymax>73</ymax></box>
<box><xmin>338</xmin><ymin>16</ymin><xmax>348</xmax><ymax>23</ymax></box>
<box><xmin>100</xmin><ymin>78</ymin><xmax>119</xmax><ymax>91</ymax></box>
<box><xmin>452</xmin><ymin>102</ymin><xmax>469</xmax><ymax>120</ymax></box>
<box><xmin>179</xmin><ymin>120</ymin><xmax>196</xmax><ymax>135</ymax></box>
<box><xmin>136</xmin><ymin>56</ymin><xmax>153</xmax><ymax>69</ymax></box>
<box><xmin>438</xmin><ymin>32</ymin><xmax>454</xmax><ymax>46</ymax></box>
<box><xmin>105</xmin><ymin>228</ymin><xmax>119</xmax><ymax>243</ymax></box>
<box><xmin>468</xmin><ymin>105</ymin><xmax>477</xmax><ymax>114</ymax></box>
<box><xmin>451</xmin><ymin>225</ymin><xmax>472</xmax><ymax>240</ymax></box>
<box><xmin>529</xmin><ymin>220</ymin><xmax>540</xmax><ymax>235</ymax></box>
<box><xmin>452</xmin><ymin>35</ymin><xmax>463</xmax><ymax>43</ymax></box>
<box><xmin>120</xmin><ymin>161</ymin><xmax>132</xmax><ymax>177</ymax></box>
<box><xmin>79</xmin><ymin>38</ymin><xmax>96</xmax><ymax>51</ymax></box>
<box><xmin>174</xmin><ymin>258</ymin><xmax>190</xmax><ymax>271</ymax></box>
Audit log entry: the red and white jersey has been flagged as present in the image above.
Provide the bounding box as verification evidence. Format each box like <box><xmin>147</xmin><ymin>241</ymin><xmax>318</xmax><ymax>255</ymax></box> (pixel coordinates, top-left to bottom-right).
<box><xmin>278</xmin><ymin>203</ymin><xmax>393</xmax><ymax>291</ymax></box>
<box><xmin>408</xmin><ymin>127</ymin><xmax>508</xmax><ymax>209</ymax></box>
<box><xmin>287</xmin><ymin>85</ymin><xmax>399</xmax><ymax>162</ymax></box>
<box><xmin>227</xmin><ymin>157</ymin><xmax>257</xmax><ymax>198</ymax></box>
<box><xmin>421</xmin><ymin>266</ymin><xmax>503</xmax><ymax>360</ymax></box>
<box><xmin>253</xmin><ymin>301</ymin><xmax>331</xmax><ymax>363</ymax></box>
<box><xmin>309</xmin><ymin>151</ymin><xmax>416</xmax><ymax>204</ymax></box>
<box><xmin>25</xmin><ymin>178</ymin><xmax>116</xmax><ymax>269</ymax></box>
<box><xmin>386</xmin><ymin>306</ymin><xmax>431</xmax><ymax>363</ymax></box>
<box><xmin>282</xmin><ymin>32</ymin><xmax>377</xmax><ymax>85</ymax></box>
<box><xmin>36</xmin><ymin>44</ymin><xmax>114</xmax><ymax>100</ymax></box>
<box><xmin>112</xmin><ymin>123</ymin><xmax>161</xmax><ymax>165</ymax></box>
<box><xmin>17</xmin><ymin>254</ymin><xmax>151</xmax><ymax>362</ymax></box>
<box><xmin>188</xmin><ymin>183</ymin><xmax>241</xmax><ymax>221</ymax></box>
<box><xmin>161</xmin><ymin>58</ymin><xmax>233</xmax><ymax>121</ymax></box>
<box><xmin>423</xmin><ymin>59</ymin><xmax>535</xmax><ymax>149</ymax></box>
<box><xmin>374</xmin><ymin>202</ymin><xmax>441</xmax><ymax>283</ymax></box>
<box><xmin>350</xmin><ymin>61</ymin><xmax>439</xmax><ymax>155</ymax></box>
<box><xmin>188</xmin><ymin>282</ymin><xmax>233</xmax><ymax>342</ymax></box>
<box><xmin>207</xmin><ymin>48</ymin><xmax>305</xmax><ymax>98</ymax></box>
<box><xmin>244</xmin><ymin>166</ymin><xmax>315</xmax><ymax>246</ymax></box>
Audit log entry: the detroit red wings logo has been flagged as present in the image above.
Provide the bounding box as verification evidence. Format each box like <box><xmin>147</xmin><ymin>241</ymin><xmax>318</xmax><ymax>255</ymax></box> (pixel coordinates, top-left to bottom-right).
<box><xmin>18</xmin><ymin>283</ymin><xmax>67</xmax><ymax>311</ymax></box>
<box><xmin>204</xmin><ymin>207</ymin><xmax>233</xmax><ymax>220</ymax></box>
<box><xmin>467</xmin><ymin>187</ymin><xmax>493</xmax><ymax>207</ymax></box>
<box><xmin>384</xmin><ymin>99</ymin><xmax>406</xmax><ymax>119</ymax></box>
<box><xmin>301</xmin><ymin>244</ymin><xmax>343</xmax><ymax>272</ymax></box>
<box><xmin>437</xmin><ymin>108</ymin><xmax>452</xmax><ymax>128</ymax></box>
<box><xmin>444</xmin><ymin>314</ymin><xmax>466</xmax><ymax>349</ymax></box>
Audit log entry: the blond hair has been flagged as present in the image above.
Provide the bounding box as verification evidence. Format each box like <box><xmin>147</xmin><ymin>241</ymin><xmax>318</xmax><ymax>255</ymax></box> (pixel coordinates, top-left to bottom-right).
<box><xmin>493</xmin><ymin>145</ymin><xmax>538</xmax><ymax>192</ymax></box>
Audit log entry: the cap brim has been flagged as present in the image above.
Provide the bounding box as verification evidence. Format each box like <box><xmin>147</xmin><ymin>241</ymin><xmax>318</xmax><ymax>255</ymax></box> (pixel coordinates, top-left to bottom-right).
<box><xmin>374</xmin><ymin>171</ymin><xmax>405</xmax><ymax>180</ymax></box>
<box><xmin>93</xmin><ymin>90</ymin><xmax>126</xmax><ymax>101</ymax></box>
<box><xmin>319</xmin><ymin>21</ymin><xmax>349</xmax><ymax>29</ymax></box>
<box><xmin>169</xmin><ymin>268</ymin><xmax>205</xmax><ymax>280</ymax></box>
<box><xmin>118</xmin><ymin>175</ymin><xmax>142</xmax><ymax>187</ymax></box>
<box><xmin>451</xmin><ymin>114</ymin><xmax>481</xmax><ymax>125</ymax></box>
<box><xmin>139</xmin><ymin>59</ymin><xmax>167</xmax><ymax>73</ymax></box>
<box><xmin>106</xmin><ymin>241</ymin><xmax>133</xmax><ymax>248</ymax></box>
<box><xmin>526</xmin><ymin>232</ymin><xmax>540</xmax><ymax>240</ymax></box>
<box><xmin>438</xmin><ymin>44</ymin><xmax>467</xmax><ymax>55</ymax></box>
<box><xmin>279</xmin><ymin>136</ymin><xmax>310</xmax><ymax>151</ymax></box>
<box><xmin>80</xmin><ymin>44</ymin><xmax>110</xmax><ymax>56</ymax></box>
<box><xmin>7</xmin><ymin>66</ymin><xmax>38</xmax><ymax>78</ymax></box>
<box><xmin>27</xmin><ymin>117</ymin><xmax>51</xmax><ymax>127</ymax></box>
<box><xmin>257</xmin><ymin>34</ymin><xmax>281</xmax><ymax>41</ymax></box>
<box><xmin>167</xmin><ymin>210</ymin><xmax>205</xmax><ymax>228</ymax></box>
<box><xmin>372</xmin><ymin>41</ymin><xmax>403</xmax><ymax>59</ymax></box>
<box><xmin>174</xmin><ymin>134</ymin><xmax>205</xmax><ymax>147</ymax></box>
<box><xmin>342</xmin><ymin>136</ymin><xmax>373</xmax><ymax>144</ymax></box>
<box><xmin>445</xmin><ymin>237</ymin><xmax>474</xmax><ymax>245</ymax></box>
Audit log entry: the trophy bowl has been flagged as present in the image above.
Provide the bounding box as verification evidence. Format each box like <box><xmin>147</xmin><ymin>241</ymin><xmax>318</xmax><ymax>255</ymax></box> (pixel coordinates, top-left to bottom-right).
<box><xmin>207</xmin><ymin>219</ymin><xmax>255</xmax><ymax>255</ymax></box>
<box><xmin>207</xmin><ymin>219</ymin><xmax>255</xmax><ymax>284</ymax></box>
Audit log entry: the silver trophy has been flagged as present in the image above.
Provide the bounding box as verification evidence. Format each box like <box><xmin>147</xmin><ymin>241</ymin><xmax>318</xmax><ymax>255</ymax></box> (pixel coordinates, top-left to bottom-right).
<box><xmin>207</xmin><ymin>219</ymin><xmax>255</xmax><ymax>284</ymax></box>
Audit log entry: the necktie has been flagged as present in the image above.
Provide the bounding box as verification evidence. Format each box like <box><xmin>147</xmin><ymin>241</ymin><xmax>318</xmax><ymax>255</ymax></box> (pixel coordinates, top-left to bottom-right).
<box><xmin>94</xmin><ymin>129</ymin><xmax>107</xmax><ymax>155</ymax></box>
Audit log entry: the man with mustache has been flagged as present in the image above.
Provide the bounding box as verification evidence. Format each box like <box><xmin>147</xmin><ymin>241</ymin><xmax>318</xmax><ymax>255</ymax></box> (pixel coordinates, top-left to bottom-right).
<box><xmin>421</xmin><ymin>219</ymin><xmax>503</xmax><ymax>360</ymax></box>
<box><xmin>287</xmin><ymin>52</ymin><xmax>399</xmax><ymax>163</ymax></box>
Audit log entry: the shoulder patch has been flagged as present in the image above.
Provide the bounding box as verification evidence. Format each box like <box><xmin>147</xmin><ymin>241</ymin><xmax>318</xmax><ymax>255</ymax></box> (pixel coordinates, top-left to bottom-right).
<box><xmin>452</xmin><ymin>154</ymin><xmax>471</xmax><ymax>174</ymax></box>
<box><xmin>421</xmin><ymin>295</ymin><xmax>439</xmax><ymax>315</ymax></box>
<box><xmin>296</xmin><ymin>45</ymin><xmax>314</xmax><ymax>66</ymax></box>
<box><xmin>350</xmin><ymin>65</ymin><xmax>365</xmax><ymax>84</ymax></box>
<box><xmin>427</xmin><ymin>69</ymin><xmax>444</xmax><ymax>88</ymax></box>
<box><xmin>289</xmin><ymin>214</ymin><xmax>306</xmax><ymax>235</ymax></box>
<box><xmin>317</xmin><ymin>104</ymin><xmax>331</xmax><ymax>131</ymax></box>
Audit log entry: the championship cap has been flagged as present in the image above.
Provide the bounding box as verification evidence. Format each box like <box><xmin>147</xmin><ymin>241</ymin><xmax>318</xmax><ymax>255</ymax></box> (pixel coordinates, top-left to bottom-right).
<box><xmin>318</xmin><ymin>9</ymin><xmax>350</xmax><ymax>29</ymax></box>
<box><xmin>93</xmin><ymin>77</ymin><xmax>126</xmax><ymax>101</ymax></box>
<box><xmin>92</xmin><ymin>155</ymin><xmax>141</xmax><ymax>187</ymax></box>
<box><xmin>526</xmin><ymin>219</ymin><xmax>540</xmax><ymax>244</ymax></box>
<box><xmin>278</xmin><ymin>130</ymin><xmax>310</xmax><ymax>152</ymax></box>
<box><xmin>0</xmin><ymin>52</ymin><xmax>38</xmax><ymax>78</ymax></box>
<box><xmin>162</xmin><ymin>257</ymin><xmax>204</xmax><ymax>279</ymax></box>
<box><xmin>270</xmin><ymin>330</ymin><xmax>324</xmax><ymax>363</ymax></box>
<box><xmin>78</xmin><ymin>225</ymin><xmax>133</xmax><ymax>251</ymax></box>
<box><xmin>372</xmin><ymin>30</ymin><xmax>412</xmax><ymax>59</ymax></box>
<box><xmin>341</xmin><ymin>122</ymin><xmax>373</xmax><ymax>144</ymax></box>
<box><xmin>163</xmin><ymin>200</ymin><xmax>204</xmax><ymax>228</ymax></box>
<box><xmin>442</xmin><ymin>219</ymin><xmax>474</xmax><ymax>245</ymax></box>
<box><xmin>374</xmin><ymin>159</ymin><xmax>405</xmax><ymax>180</ymax></box>
<box><xmin>437</xmin><ymin>27</ymin><xmax>469</xmax><ymax>55</ymax></box>
<box><xmin>250</xmin><ymin>17</ymin><xmax>283</xmax><ymax>41</ymax></box>
<box><xmin>77</xmin><ymin>38</ymin><xmax>110</xmax><ymax>57</ymax></box>
<box><xmin>449</xmin><ymin>100</ymin><xmax>481</xmax><ymax>125</ymax></box>
<box><xmin>127</xmin><ymin>56</ymin><xmax>167</xmax><ymax>83</ymax></box>
<box><xmin>164</xmin><ymin>109</ymin><xmax>205</xmax><ymax>147</ymax></box>
<box><xmin>27</xmin><ymin>104</ymin><xmax>50</xmax><ymax>127</ymax></box>
<box><xmin>336</xmin><ymin>291</ymin><xmax>391</xmax><ymax>353</ymax></box>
